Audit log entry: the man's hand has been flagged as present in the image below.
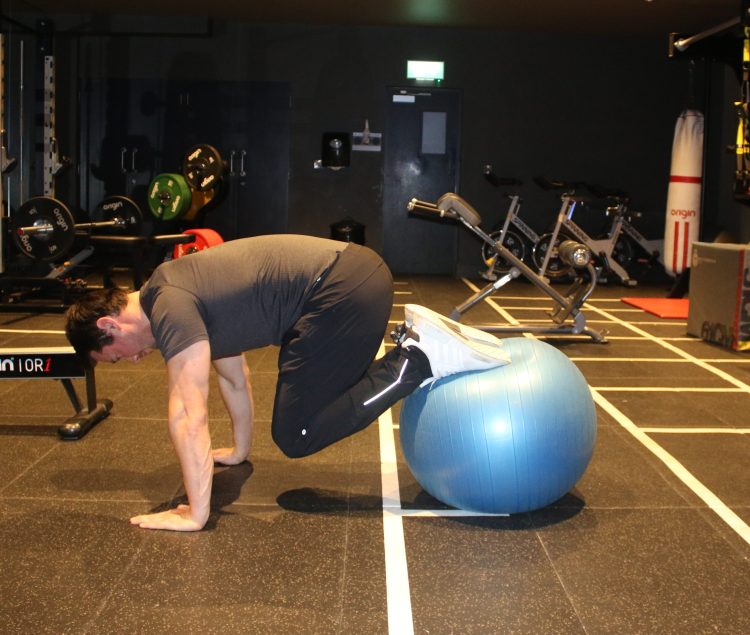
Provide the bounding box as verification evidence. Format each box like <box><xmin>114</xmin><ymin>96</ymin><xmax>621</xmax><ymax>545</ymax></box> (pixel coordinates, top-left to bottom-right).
<box><xmin>130</xmin><ymin>504</ymin><xmax>206</xmax><ymax>531</ymax></box>
<box><xmin>212</xmin><ymin>447</ymin><xmax>248</xmax><ymax>466</ymax></box>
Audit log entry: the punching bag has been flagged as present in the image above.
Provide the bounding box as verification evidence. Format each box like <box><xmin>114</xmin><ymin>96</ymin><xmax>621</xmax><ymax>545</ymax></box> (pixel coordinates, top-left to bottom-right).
<box><xmin>663</xmin><ymin>110</ymin><xmax>704</xmax><ymax>276</ymax></box>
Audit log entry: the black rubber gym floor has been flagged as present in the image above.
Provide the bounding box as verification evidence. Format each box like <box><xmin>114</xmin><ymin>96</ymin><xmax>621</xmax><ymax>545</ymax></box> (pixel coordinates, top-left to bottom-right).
<box><xmin>1</xmin><ymin>276</ymin><xmax>749</xmax><ymax>634</ymax></box>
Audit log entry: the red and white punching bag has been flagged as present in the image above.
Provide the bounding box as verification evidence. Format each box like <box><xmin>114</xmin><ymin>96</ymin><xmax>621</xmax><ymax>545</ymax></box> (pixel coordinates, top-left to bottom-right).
<box><xmin>663</xmin><ymin>109</ymin><xmax>704</xmax><ymax>276</ymax></box>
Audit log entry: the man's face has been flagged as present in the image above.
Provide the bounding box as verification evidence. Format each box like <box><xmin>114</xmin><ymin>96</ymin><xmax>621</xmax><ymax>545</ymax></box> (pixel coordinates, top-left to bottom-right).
<box><xmin>90</xmin><ymin>325</ymin><xmax>154</xmax><ymax>364</ymax></box>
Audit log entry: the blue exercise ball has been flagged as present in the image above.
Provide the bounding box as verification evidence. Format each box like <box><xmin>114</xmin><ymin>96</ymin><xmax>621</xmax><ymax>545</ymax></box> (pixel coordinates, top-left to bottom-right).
<box><xmin>400</xmin><ymin>337</ymin><xmax>596</xmax><ymax>514</ymax></box>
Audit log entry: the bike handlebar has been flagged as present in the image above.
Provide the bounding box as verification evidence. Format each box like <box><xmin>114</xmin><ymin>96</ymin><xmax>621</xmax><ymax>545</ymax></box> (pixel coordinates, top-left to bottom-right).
<box><xmin>407</xmin><ymin>193</ymin><xmax>483</xmax><ymax>228</ymax></box>
<box><xmin>407</xmin><ymin>198</ymin><xmax>458</xmax><ymax>220</ymax></box>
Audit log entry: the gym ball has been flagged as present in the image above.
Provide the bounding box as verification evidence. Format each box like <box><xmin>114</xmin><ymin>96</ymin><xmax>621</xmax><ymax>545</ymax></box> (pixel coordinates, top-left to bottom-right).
<box><xmin>399</xmin><ymin>337</ymin><xmax>596</xmax><ymax>514</ymax></box>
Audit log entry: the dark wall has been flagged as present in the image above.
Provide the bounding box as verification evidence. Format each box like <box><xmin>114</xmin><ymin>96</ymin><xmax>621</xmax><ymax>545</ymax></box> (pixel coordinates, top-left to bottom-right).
<box><xmin>5</xmin><ymin>14</ymin><xmax>746</xmax><ymax>275</ymax></box>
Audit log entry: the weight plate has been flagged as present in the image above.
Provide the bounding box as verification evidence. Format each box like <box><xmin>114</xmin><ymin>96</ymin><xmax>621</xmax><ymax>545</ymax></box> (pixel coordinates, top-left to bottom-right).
<box><xmin>147</xmin><ymin>173</ymin><xmax>192</xmax><ymax>221</ymax></box>
<box><xmin>90</xmin><ymin>196</ymin><xmax>145</xmax><ymax>236</ymax></box>
<box><xmin>173</xmin><ymin>228</ymin><xmax>224</xmax><ymax>259</ymax></box>
<box><xmin>11</xmin><ymin>196</ymin><xmax>76</xmax><ymax>262</ymax></box>
<box><xmin>182</xmin><ymin>188</ymin><xmax>216</xmax><ymax>222</ymax></box>
<box><xmin>183</xmin><ymin>144</ymin><xmax>225</xmax><ymax>191</ymax></box>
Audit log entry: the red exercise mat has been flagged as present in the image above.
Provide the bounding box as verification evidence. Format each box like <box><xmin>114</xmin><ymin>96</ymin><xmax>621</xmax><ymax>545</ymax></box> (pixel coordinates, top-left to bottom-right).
<box><xmin>620</xmin><ymin>297</ymin><xmax>689</xmax><ymax>319</ymax></box>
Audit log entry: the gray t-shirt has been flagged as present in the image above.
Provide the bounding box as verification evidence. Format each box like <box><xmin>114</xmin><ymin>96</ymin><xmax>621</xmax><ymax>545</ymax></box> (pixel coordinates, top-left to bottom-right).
<box><xmin>139</xmin><ymin>234</ymin><xmax>345</xmax><ymax>361</ymax></box>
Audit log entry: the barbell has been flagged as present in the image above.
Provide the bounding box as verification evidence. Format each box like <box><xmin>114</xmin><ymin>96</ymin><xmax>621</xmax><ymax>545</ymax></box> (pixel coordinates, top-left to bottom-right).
<box><xmin>12</xmin><ymin>195</ymin><xmax>144</xmax><ymax>262</ymax></box>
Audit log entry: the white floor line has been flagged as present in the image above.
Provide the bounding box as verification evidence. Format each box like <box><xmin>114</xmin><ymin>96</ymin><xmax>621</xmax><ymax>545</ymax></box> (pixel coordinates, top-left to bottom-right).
<box><xmin>540</xmin><ymin>335</ymin><xmax>694</xmax><ymax>341</ymax></box>
<box><xmin>592</xmin><ymin>390</ymin><xmax>750</xmax><ymax>546</ymax></box>
<box><xmin>377</xmin><ymin>341</ymin><xmax>414</xmax><ymax>635</ymax></box>
<box><xmin>459</xmin><ymin>279</ymin><xmax>525</xmax><ymax>327</ymax></box>
<box><xmin>700</xmin><ymin>359</ymin><xmax>750</xmax><ymax>364</ymax></box>
<box><xmin>375</xmin><ymin>329</ymin><xmax>509</xmax><ymax>634</ymax></box>
<box><xmin>592</xmin><ymin>308</ymin><xmax>650</xmax><ymax>313</ymax></box>
<box><xmin>571</xmin><ymin>357</ymin><xmax>690</xmax><ymax>362</ymax></box>
<box><xmin>607</xmin><ymin>336</ymin><xmax>695</xmax><ymax>341</ymax></box>
<box><xmin>640</xmin><ymin>427</ymin><xmax>750</xmax><ymax>434</ymax></box>
<box><xmin>471</xmin><ymin>294</ymin><xmax>624</xmax><ymax>302</ymax></box>
<box><xmin>593</xmin><ymin>387</ymin><xmax>743</xmax><ymax>393</ymax></box>
<box><xmin>0</xmin><ymin>328</ymin><xmax>66</xmax><ymax>335</ymax></box>
<box><xmin>394</xmin><ymin>509</ymin><xmax>508</xmax><ymax>518</ymax></box>
<box><xmin>585</xmin><ymin>304</ymin><xmax>750</xmax><ymax>393</ymax></box>
<box><xmin>570</xmin><ymin>357</ymin><xmax>750</xmax><ymax>363</ymax></box>
<box><xmin>489</xmin><ymin>317</ymin><xmax>686</xmax><ymax>326</ymax></box>
<box><xmin>460</xmin><ymin>278</ymin><xmax>750</xmax><ymax>547</ymax></box>
<box><xmin>587</xmin><ymin>298</ymin><xmax>638</xmax><ymax>302</ymax></box>
<box><xmin>492</xmin><ymin>305</ymin><xmax>646</xmax><ymax>313</ymax></box>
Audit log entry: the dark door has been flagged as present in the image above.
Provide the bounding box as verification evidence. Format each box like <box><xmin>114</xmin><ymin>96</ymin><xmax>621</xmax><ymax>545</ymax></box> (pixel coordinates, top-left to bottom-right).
<box><xmin>218</xmin><ymin>81</ymin><xmax>291</xmax><ymax>240</ymax></box>
<box><xmin>83</xmin><ymin>78</ymin><xmax>163</xmax><ymax>220</ymax></box>
<box><xmin>162</xmin><ymin>80</ymin><xmax>291</xmax><ymax>241</ymax></box>
<box><xmin>382</xmin><ymin>87</ymin><xmax>461</xmax><ymax>274</ymax></box>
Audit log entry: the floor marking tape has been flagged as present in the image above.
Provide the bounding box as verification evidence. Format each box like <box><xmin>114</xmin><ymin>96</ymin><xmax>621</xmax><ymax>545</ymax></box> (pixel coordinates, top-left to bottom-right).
<box><xmin>460</xmin><ymin>278</ymin><xmax>750</xmax><ymax>547</ymax></box>
<box><xmin>609</xmin><ymin>336</ymin><xmax>694</xmax><ymax>341</ymax></box>
<box><xmin>474</xmin><ymin>315</ymin><xmax>686</xmax><ymax>327</ymax></box>
<box><xmin>585</xmin><ymin>304</ymin><xmax>750</xmax><ymax>393</ymax></box>
<box><xmin>377</xmin><ymin>341</ymin><xmax>414</xmax><ymax>635</ymax></box>
<box><xmin>640</xmin><ymin>427</ymin><xmax>750</xmax><ymax>434</ymax></box>
<box><xmin>495</xmin><ymin>306</ymin><xmax>646</xmax><ymax>313</ymax></box>
<box><xmin>394</xmin><ymin>509</ymin><xmax>508</xmax><ymax>517</ymax></box>
<box><xmin>463</xmin><ymin>294</ymin><xmax>622</xmax><ymax>302</ymax></box>
<box><xmin>0</xmin><ymin>328</ymin><xmax>66</xmax><ymax>334</ymax></box>
<box><xmin>570</xmin><ymin>357</ymin><xmax>750</xmax><ymax>363</ymax></box>
<box><xmin>460</xmin><ymin>279</ymin><xmax>523</xmax><ymax>327</ymax></box>
<box><xmin>591</xmin><ymin>389</ymin><xmax>750</xmax><ymax>546</ymax></box>
<box><xmin>592</xmin><ymin>387</ymin><xmax>743</xmax><ymax>392</ymax></box>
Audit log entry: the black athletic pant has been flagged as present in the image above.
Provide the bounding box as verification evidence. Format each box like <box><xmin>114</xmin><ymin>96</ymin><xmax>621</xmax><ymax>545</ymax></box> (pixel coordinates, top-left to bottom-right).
<box><xmin>271</xmin><ymin>243</ymin><xmax>430</xmax><ymax>458</ymax></box>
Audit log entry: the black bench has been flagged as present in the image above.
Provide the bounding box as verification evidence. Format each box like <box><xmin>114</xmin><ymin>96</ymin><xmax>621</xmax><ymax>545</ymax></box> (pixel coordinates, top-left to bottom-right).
<box><xmin>0</xmin><ymin>346</ymin><xmax>112</xmax><ymax>439</ymax></box>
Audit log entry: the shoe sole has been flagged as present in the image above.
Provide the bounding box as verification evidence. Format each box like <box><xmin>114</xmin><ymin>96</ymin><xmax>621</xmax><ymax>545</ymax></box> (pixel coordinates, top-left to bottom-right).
<box><xmin>404</xmin><ymin>304</ymin><xmax>510</xmax><ymax>365</ymax></box>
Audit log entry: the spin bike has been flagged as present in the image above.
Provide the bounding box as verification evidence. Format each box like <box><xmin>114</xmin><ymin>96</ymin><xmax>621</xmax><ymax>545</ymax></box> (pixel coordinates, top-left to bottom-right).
<box><xmin>585</xmin><ymin>184</ymin><xmax>663</xmax><ymax>277</ymax></box>
<box><xmin>408</xmin><ymin>193</ymin><xmax>607</xmax><ymax>343</ymax></box>
<box><xmin>478</xmin><ymin>172</ymin><xmax>542</xmax><ymax>281</ymax></box>
<box><xmin>531</xmin><ymin>178</ymin><xmax>637</xmax><ymax>286</ymax></box>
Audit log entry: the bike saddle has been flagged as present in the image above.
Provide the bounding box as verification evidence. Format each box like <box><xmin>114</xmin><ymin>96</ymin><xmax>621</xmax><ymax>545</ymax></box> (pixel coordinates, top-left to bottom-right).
<box><xmin>483</xmin><ymin>167</ymin><xmax>523</xmax><ymax>188</ymax></box>
<box><xmin>533</xmin><ymin>176</ymin><xmax>583</xmax><ymax>192</ymax></box>
<box><xmin>586</xmin><ymin>183</ymin><xmax>629</xmax><ymax>201</ymax></box>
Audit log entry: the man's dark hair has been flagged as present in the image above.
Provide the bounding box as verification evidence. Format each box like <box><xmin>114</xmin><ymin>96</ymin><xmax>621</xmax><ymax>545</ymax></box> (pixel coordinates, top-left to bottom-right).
<box><xmin>65</xmin><ymin>287</ymin><xmax>129</xmax><ymax>361</ymax></box>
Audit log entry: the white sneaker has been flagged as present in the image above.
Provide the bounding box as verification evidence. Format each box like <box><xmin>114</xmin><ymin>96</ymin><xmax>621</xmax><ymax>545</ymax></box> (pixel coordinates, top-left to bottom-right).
<box><xmin>399</xmin><ymin>304</ymin><xmax>510</xmax><ymax>385</ymax></box>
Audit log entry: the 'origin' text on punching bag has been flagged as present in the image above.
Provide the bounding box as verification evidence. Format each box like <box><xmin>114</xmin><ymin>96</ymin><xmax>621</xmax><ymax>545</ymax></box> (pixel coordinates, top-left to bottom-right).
<box><xmin>663</xmin><ymin>110</ymin><xmax>703</xmax><ymax>276</ymax></box>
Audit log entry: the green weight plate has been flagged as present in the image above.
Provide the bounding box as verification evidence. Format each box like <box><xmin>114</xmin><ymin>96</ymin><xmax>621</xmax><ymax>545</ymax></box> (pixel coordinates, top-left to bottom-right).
<box><xmin>183</xmin><ymin>144</ymin><xmax>225</xmax><ymax>191</ymax></box>
<box><xmin>147</xmin><ymin>173</ymin><xmax>192</xmax><ymax>221</ymax></box>
<box><xmin>11</xmin><ymin>196</ymin><xmax>76</xmax><ymax>262</ymax></box>
<box><xmin>90</xmin><ymin>196</ymin><xmax>145</xmax><ymax>236</ymax></box>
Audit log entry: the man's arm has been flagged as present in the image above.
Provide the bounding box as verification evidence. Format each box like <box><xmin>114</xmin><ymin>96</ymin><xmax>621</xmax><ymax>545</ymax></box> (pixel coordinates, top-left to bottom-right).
<box><xmin>130</xmin><ymin>340</ymin><xmax>213</xmax><ymax>531</ymax></box>
<box><xmin>212</xmin><ymin>354</ymin><xmax>255</xmax><ymax>465</ymax></box>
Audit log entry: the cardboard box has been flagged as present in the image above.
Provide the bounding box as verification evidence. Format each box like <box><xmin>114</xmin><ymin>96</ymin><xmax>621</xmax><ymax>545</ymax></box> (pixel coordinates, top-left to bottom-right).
<box><xmin>687</xmin><ymin>242</ymin><xmax>750</xmax><ymax>351</ymax></box>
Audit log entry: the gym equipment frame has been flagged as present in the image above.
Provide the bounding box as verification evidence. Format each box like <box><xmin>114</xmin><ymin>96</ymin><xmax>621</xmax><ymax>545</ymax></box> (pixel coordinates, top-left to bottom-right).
<box><xmin>408</xmin><ymin>193</ymin><xmax>607</xmax><ymax>343</ymax></box>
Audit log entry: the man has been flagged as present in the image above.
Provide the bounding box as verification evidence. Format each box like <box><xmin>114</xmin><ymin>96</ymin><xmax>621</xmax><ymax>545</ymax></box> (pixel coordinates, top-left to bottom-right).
<box><xmin>66</xmin><ymin>234</ymin><xmax>509</xmax><ymax>531</ymax></box>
